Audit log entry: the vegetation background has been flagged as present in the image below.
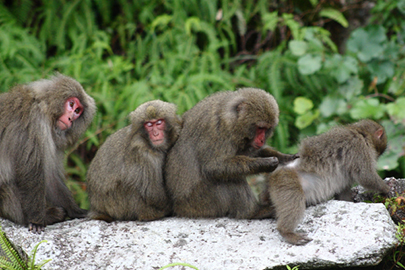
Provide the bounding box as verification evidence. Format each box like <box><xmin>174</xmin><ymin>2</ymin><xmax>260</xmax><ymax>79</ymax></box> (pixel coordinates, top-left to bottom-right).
<box><xmin>0</xmin><ymin>0</ymin><xmax>404</xmax><ymax>212</ymax></box>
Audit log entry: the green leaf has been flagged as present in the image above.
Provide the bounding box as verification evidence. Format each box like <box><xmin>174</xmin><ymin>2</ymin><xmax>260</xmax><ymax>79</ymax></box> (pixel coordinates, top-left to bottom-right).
<box><xmin>185</xmin><ymin>17</ymin><xmax>201</xmax><ymax>35</ymax></box>
<box><xmin>295</xmin><ymin>110</ymin><xmax>320</xmax><ymax>129</ymax></box>
<box><xmin>319</xmin><ymin>96</ymin><xmax>347</xmax><ymax>117</ymax></box>
<box><xmin>150</xmin><ymin>15</ymin><xmax>173</xmax><ymax>32</ymax></box>
<box><xmin>309</xmin><ymin>0</ymin><xmax>318</xmax><ymax>7</ymax></box>
<box><xmin>347</xmin><ymin>26</ymin><xmax>386</xmax><ymax>62</ymax></box>
<box><xmin>386</xmin><ymin>97</ymin><xmax>405</xmax><ymax>122</ymax></box>
<box><xmin>367</xmin><ymin>59</ymin><xmax>395</xmax><ymax>85</ymax></box>
<box><xmin>297</xmin><ymin>54</ymin><xmax>322</xmax><ymax>75</ymax></box>
<box><xmin>293</xmin><ymin>97</ymin><xmax>314</xmax><ymax>114</ymax></box>
<box><xmin>349</xmin><ymin>98</ymin><xmax>386</xmax><ymax>119</ymax></box>
<box><xmin>282</xmin><ymin>13</ymin><xmax>302</xmax><ymax>40</ymax></box>
<box><xmin>338</xmin><ymin>76</ymin><xmax>363</xmax><ymax>100</ymax></box>
<box><xmin>319</xmin><ymin>8</ymin><xmax>348</xmax><ymax>28</ymax></box>
<box><xmin>288</xmin><ymin>40</ymin><xmax>308</xmax><ymax>56</ymax></box>
<box><xmin>262</xmin><ymin>11</ymin><xmax>279</xmax><ymax>32</ymax></box>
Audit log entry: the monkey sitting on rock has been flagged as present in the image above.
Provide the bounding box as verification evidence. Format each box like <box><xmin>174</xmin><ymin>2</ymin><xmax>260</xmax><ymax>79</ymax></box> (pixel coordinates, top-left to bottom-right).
<box><xmin>87</xmin><ymin>100</ymin><xmax>182</xmax><ymax>222</ymax></box>
<box><xmin>260</xmin><ymin>119</ymin><xmax>390</xmax><ymax>245</ymax></box>
<box><xmin>0</xmin><ymin>74</ymin><xmax>96</xmax><ymax>233</ymax></box>
<box><xmin>165</xmin><ymin>88</ymin><xmax>297</xmax><ymax>219</ymax></box>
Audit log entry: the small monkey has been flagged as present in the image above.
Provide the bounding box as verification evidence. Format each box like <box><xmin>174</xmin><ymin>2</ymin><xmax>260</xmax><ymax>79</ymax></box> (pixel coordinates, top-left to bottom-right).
<box><xmin>0</xmin><ymin>74</ymin><xmax>96</xmax><ymax>232</ymax></box>
<box><xmin>87</xmin><ymin>100</ymin><xmax>182</xmax><ymax>222</ymax></box>
<box><xmin>164</xmin><ymin>88</ymin><xmax>297</xmax><ymax>219</ymax></box>
<box><xmin>261</xmin><ymin>119</ymin><xmax>389</xmax><ymax>245</ymax></box>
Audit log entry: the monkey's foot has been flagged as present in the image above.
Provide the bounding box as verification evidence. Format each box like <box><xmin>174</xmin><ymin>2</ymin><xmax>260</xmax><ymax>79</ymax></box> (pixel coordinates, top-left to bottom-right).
<box><xmin>279</xmin><ymin>231</ymin><xmax>312</xmax><ymax>245</ymax></box>
<box><xmin>28</xmin><ymin>223</ymin><xmax>44</xmax><ymax>234</ymax></box>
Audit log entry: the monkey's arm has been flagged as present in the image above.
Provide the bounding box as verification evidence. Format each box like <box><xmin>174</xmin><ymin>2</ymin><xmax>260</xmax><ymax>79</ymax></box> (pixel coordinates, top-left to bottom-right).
<box><xmin>258</xmin><ymin>146</ymin><xmax>299</xmax><ymax>165</ymax></box>
<box><xmin>357</xmin><ymin>170</ymin><xmax>390</xmax><ymax>195</ymax></box>
<box><xmin>204</xmin><ymin>155</ymin><xmax>278</xmax><ymax>181</ymax></box>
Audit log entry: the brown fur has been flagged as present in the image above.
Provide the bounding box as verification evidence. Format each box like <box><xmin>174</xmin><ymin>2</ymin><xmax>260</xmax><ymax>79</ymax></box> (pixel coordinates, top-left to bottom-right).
<box><xmin>87</xmin><ymin>100</ymin><xmax>182</xmax><ymax>221</ymax></box>
<box><xmin>0</xmin><ymin>74</ymin><xmax>96</xmax><ymax>232</ymax></box>
<box><xmin>164</xmin><ymin>88</ymin><xmax>296</xmax><ymax>219</ymax></box>
<box><xmin>261</xmin><ymin>119</ymin><xmax>389</xmax><ymax>245</ymax></box>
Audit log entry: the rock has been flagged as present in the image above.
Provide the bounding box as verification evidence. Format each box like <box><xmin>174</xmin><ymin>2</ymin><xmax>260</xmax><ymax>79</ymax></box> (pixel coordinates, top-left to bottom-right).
<box><xmin>0</xmin><ymin>200</ymin><xmax>398</xmax><ymax>270</ymax></box>
<box><xmin>353</xmin><ymin>178</ymin><xmax>405</xmax><ymax>203</ymax></box>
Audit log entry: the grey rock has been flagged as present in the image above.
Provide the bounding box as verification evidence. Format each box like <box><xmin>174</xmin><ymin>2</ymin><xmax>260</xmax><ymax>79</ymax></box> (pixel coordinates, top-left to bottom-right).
<box><xmin>0</xmin><ymin>200</ymin><xmax>398</xmax><ymax>270</ymax></box>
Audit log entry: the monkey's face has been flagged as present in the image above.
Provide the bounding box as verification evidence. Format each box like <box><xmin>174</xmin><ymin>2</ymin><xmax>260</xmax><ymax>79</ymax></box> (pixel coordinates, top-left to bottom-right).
<box><xmin>251</xmin><ymin>121</ymin><xmax>272</xmax><ymax>150</ymax></box>
<box><xmin>57</xmin><ymin>97</ymin><xmax>83</xmax><ymax>131</ymax></box>
<box><xmin>144</xmin><ymin>119</ymin><xmax>166</xmax><ymax>146</ymax></box>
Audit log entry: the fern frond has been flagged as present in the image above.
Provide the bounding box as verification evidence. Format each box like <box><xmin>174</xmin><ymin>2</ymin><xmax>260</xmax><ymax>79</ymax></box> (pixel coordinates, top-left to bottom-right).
<box><xmin>28</xmin><ymin>240</ymin><xmax>49</xmax><ymax>270</ymax></box>
<box><xmin>0</xmin><ymin>258</ymin><xmax>25</xmax><ymax>270</ymax></box>
<box><xmin>0</xmin><ymin>227</ymin><xmax>28</xmax><ymax>270</ymax></box>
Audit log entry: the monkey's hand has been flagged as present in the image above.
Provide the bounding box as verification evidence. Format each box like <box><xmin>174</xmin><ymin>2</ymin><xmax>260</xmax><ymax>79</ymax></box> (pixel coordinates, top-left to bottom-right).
<box><xmin>259</xmin><ymin>157</ymin><xmax>279</xmax><ymax>173</ymax></box>
<box><xmin>29</xmin><ymin>223</ymin><xmax>45</xmax><ymax>234</ymax></box>
<box><xmin>278</xmin><ymin>153</ymin><xmax>299</xmax><ymax>165</ymax></box>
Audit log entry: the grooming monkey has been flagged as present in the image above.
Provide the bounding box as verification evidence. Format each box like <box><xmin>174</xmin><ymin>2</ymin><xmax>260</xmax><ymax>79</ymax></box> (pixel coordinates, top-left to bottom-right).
<box><xmin>164</xmin><ymin>88</ymin><xmax>297</xmax><ymax>219</ymax></box>
<box><xmin>87</xmin><ymin>100</ymin><xmax>182</xmax><ymax>222</ymax></box>
<box><xmin>261</xmin><ymin>119</ymin><xmax>389</xmax><ymax>245</ymax></box>
<box><xmin>0</xmin><ymin>74</ymin><xmax>96</xmax><ymax>232</ymax></box>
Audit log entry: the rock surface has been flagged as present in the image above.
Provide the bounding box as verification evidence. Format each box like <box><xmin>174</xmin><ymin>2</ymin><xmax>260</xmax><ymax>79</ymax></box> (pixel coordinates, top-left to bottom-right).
<box><xmin>0</xmin><ymin>200</ymin><xmax>398</xmax><ymax>270</ymax></box>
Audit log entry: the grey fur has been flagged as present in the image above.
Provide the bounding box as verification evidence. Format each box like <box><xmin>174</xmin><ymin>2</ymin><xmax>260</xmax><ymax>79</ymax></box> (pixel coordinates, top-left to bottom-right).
<box><xmin>0</xmin><ymin>74</ymin><xmax>96</xmax><ymax>230</ymax></box>
<box><xmin>164</xmin><ymin>88</ymin><xmax>296</xmax><ymax>219</ymax></box>
<box><xmin>262</xmin><ymin>119</ymin><xmax>389</xmax><ymax>245</ymax></box>
<box><xmin>87</xmin><ymin>100</ymin><xmax>182</xmax><ymax>221</ymax></box>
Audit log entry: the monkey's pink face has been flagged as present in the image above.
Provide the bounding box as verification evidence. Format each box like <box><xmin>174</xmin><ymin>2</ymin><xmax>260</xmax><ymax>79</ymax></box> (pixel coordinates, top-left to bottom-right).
<box><xmin>57</xmin><ymin>97</ymin><xmax>83</xmax><ymax>131</ymax></box>
<box><xmin>144</xmin><ymin>119</ymin><xmax>166</xmax><ymax>145</ymax></box>
<box><xmin>252</xmin><ymin>126</ymin><xmax>267</xmax><ymax>149</ymax></box>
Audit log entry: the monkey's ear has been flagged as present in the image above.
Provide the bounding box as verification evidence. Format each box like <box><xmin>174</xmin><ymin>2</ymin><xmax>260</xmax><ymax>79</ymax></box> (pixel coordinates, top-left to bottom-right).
<box><xmin>375</xmin><ymin>128</ymin><xmax>384</xmax><ymax>139</ymax></box>
<box><xmin>236</xmin><ymin>102</ymin><xmax>247</xmax><ymax>114</ymax></box>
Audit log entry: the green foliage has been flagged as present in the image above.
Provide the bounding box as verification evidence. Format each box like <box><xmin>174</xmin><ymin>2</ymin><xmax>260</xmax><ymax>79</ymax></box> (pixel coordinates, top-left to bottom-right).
<box><xmin>0</xmin><ymin>226</ymin><xmax>51</xmax><ymax>270</ymax></box>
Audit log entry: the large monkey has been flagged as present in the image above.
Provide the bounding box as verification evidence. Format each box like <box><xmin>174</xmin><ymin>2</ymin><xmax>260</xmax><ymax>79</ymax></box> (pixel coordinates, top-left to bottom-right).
<box><xmin>0</xmin><ymin>74</ymin><xmax>96</xmax><ymax>232</ymax></box>
<box><xmin>87</xmin><ymin>100</ymin><xmax>182</xmax><ymax>222</ymax></box>
<box><xmin>164</xmin><ymin>88</ymin><xmax>297</xmax><ymax>219</ymax></box>
<box><xmin>260</xmin><ymin>119</ymin><xmax>389</xmax><ymax>245</ymax></box>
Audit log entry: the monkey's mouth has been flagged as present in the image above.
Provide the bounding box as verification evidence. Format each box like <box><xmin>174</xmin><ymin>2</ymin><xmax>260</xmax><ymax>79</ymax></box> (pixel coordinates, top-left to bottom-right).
<box><xmin>57</xmin><ymin>120</ymin><xmax>70</xmax><ymax>131</ymax></box>
<box><xmin>252</xmin><ymin>143</ymin><xmax>261</xmax><ymax>150</ymax></box>
<box><xmin>152</xmin><ymin>139</ymin><xmax>164</xmax><ymax>145</ymax></box>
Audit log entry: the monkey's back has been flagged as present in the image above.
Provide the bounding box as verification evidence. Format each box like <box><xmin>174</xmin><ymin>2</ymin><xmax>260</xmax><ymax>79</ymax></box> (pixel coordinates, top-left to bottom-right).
<box><xmin>295</xmin><ymin>125</ymin><xmax>377</xmax><ymax>203</ymax></box>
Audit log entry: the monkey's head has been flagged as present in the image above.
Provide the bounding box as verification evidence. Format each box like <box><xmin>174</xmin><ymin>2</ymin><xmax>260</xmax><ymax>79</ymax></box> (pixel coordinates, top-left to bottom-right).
<box><xmin>129</xmin><ymin>100</ymin><xmax>182</xmax><ymax>151</ymax></box>
<box><xmin>29</xmin><ymin>74</ymin><xmax>96</xmax><ymax>147</ymax></box>
<box><xmin>228</xmin><ymin>88</ymin><xmax>279</xmax><ymax>151</ymax></box>
<box><xmin>352</xmin><ymin>119</ymin><xmax>388</xmax><ymax>156</ymax></box>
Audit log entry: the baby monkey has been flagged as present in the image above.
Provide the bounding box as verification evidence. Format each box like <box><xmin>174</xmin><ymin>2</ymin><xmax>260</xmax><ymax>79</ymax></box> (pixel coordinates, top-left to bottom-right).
<box><xmin>261</xmin><ymin>119</ymin><xmax>389</xmax><ymax>245</ymax></box>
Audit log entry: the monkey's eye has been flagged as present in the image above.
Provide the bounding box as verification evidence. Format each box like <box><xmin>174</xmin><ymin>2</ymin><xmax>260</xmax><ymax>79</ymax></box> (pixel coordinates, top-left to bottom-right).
<box><xmin>74</xmin><ymin>108</ymin><xmax>81</xmax><ymax>114</ymax></box>
<box><xmin>156</xmin><ymin>120</ymin><xmax>163</xmax><ymax>125</ymax></box>
<box><xmin>69</xmin><ymin>101</ymin><xmax>74</xmax><ymax>108</ymax></box>
<box><xmin>145</xmin><ymin>122</ymin><xmax>153</xmax><ymax>127</ymax></box>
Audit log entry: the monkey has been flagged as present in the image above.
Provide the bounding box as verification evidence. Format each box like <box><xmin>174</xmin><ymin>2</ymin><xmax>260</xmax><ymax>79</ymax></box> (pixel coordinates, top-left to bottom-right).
<box><xmin>260</xmin><ymin>119</ymin><xmax>390</xmax><ymax>245</ymax></box>
<box><xmin>0</xmin><ymin>74</ymin><xmax>96</xmax><ymax>233</ymax></box>
<box><xmin>164</xmin><ymin>87</ymin><xmax>297</xmax><ymax>220</ymax></box>
<box><xmin>86</xmin><ymin>100</ymin><xmax>182</xmax><ymax>222</ymax></box>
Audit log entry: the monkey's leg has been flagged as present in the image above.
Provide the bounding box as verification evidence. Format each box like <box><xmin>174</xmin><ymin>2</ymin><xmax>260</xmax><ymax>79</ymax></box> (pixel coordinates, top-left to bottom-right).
<box><xmin>269</xmin><ymin>169</ymin><xmax>312</xmax><ymax>245</ymax></box>
<box><xmin>227</xmin><ymin>181</ymin><xmax>260</xmax><ymax>219</ymax></box>
<box><xmin>335</xmin><ymin>186</ymin><xmax>354</xmax><ymax>201</ymax></box>
<box><xmin>45</xmin><ymin>207</ymin><xmax>66</xmax><ymax>225</ymax></box>
<box><xmin>88</xmin><ymin>210</ymin><xmax>115</xmax><ymax>223</ymax></box>
<box><xmin>0</xmin><ymin>184</ymin><xmax>25</xmax><ymax>225</ymax></box>
<box><xmin>47</xmin><ymin>179</ymin><xmax>87</xmax><ymax>219</ymax></box>
<box><xmin>357</xmin><ymin>171</ymin><xmax>390</xmax><ymax>195</ymax></box>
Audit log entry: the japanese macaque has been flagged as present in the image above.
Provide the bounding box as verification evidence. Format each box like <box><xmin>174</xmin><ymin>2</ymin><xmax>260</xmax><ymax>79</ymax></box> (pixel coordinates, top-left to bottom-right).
<box><xmin>0</xmin><ymin>74</ymin><xmax>96</xmax><ymax>232</ymax></box>
<box><xmin>261</xmin><ymin>119</ymin><xmax>389</xmax><ymax>245</ymax></box>
<box><xmin>87</xmin><ymin>100</ymin><xmax>182</xmax><ymax>222</ymax></box>
<box><xmin>164</xmin><ymin>88</ymin><xmax>297</xmax><ymax>219</ymax></box>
